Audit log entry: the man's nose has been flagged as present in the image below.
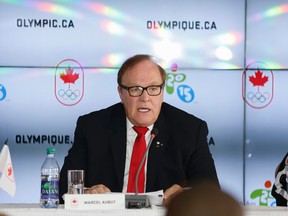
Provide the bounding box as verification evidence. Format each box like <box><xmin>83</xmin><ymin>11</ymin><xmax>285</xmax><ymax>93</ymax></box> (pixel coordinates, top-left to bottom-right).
<box><xmin>139</xmin><ymin>89</ymin><xmax>150</xmax><ymax>100</ymax></box>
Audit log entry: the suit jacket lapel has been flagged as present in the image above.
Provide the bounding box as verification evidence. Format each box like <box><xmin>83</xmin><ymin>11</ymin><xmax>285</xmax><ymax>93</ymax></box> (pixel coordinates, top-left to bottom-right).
<box><xmin>110</xmin><ymin>104</ymin><xmax>127</xmax><ymax>190</ymax></box>
<box><xmin>146</xmin><ymin>110</ymin><xmax>168</xmax><ymax>191</ymax></box>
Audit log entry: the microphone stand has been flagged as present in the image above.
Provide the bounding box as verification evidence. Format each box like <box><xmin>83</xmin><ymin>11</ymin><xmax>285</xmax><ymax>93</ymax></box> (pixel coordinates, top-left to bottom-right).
<box><xmin>126</xmin><ymin>128</ymin><xmax>158</xmax><ymax>208</ymax></box>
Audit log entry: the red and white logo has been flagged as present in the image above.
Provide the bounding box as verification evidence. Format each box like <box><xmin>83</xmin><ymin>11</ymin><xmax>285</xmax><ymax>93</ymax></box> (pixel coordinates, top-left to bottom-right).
<box><xmin>70</xmin><ymin>197</ymin><xmax>79</xmax><ymax>208</ymax></box>
<box><xmin>242</xmin><ymin>61</ymin><xmax>274</xmax><ymax>109</ymax></box>
<box><xmin>5</xmin><ymin>163</ymin><xmax>14</xmax><ymax>182</ymax></box>
<box><xmin>54</xmin><ymin>59</ymin><xmax>84</xmax><ymax>106</ymax></box>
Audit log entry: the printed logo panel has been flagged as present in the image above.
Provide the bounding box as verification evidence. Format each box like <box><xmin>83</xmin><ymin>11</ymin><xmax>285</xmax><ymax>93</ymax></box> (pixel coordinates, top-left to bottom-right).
<box><xmin>54</xmin><ymin>59</ymin><xmax>84</xmax><ymax>106</ymax></box>
<box><xmin>249</xmin><ymin>180</ymin><xmax>276</xmax><ymax>206</ymax></box>
<box><xmin>166</xmin><ymin>63</ymin><xmax>195</xmax><ymax>103</ymax></box>
<box><xmin>242</xmin><ymin>61</ymin><xmax>274</xmax><ymax>109</ymax></box>
<box><xmin>0</xmin><ymin>84</ymin><xmax>7</xmax><ymax>101</ymax></box>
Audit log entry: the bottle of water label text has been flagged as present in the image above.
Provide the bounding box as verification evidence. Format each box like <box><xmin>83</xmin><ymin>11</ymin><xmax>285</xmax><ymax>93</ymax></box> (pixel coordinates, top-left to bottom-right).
<box><xmin>41</xmin><ymin>175</ymin><xmax>59</xmax><ymax>200</ymax></box>
<box><xmin>40</xmin><ymin>148</ymin><xmax>60</xmax><ymax>208</ymax></box>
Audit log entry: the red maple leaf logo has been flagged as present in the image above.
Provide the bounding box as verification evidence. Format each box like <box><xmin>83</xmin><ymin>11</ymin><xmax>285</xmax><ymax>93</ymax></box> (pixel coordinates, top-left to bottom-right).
<box><xmin>60</xmin><ymin>66</ymin><xmax>79</xmax><ymax>88</ymax></box>
<box><xmin>7</xmin><ymin>166</ymin><xmax>12</xmax><ymax>177</ymax></box>
<box><xmin>249</xmin><ymin>70</ymin><xmax>268</xmax><ymax>87</ymax></box>
<box><xmin>72</xmin><ymin>199</ymin><xmax>77</xmax><ymax>204</ymax></box>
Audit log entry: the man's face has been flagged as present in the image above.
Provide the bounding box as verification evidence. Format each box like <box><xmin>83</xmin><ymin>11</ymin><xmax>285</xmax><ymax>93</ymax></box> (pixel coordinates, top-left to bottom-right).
<box><xmin>118</xmin><ymin>60</ymin><xmax>164</xmax><ymax>127</ymax></box>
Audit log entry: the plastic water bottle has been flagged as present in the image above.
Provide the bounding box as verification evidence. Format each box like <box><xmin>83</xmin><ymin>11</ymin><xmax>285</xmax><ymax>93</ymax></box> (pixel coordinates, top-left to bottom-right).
<box><xmin>40</xmin><ymin>148</ymin><xmax>60</xmax><ymax>208</ymax></box>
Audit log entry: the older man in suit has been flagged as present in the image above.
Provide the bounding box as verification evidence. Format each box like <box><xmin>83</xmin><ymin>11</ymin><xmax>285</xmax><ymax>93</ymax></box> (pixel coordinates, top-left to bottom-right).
<box><xmin>59</xmin><ymin>54</ymin><xmax>219</xmax><ymax>205</ymax></box>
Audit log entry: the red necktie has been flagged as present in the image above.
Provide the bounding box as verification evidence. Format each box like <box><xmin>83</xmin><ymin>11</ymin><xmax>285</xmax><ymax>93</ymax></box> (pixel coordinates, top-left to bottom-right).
<box><xmin>127</xmin><ymin>126</ymin><xmax>148</xmax><ymax>193</ymax></box>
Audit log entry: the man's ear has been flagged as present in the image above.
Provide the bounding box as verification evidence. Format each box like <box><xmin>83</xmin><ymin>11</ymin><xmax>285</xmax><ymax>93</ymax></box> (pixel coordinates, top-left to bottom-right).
<box><xmin>117</xmin><ymin>85</ymin><xmax>124</xmax><ymax>103</ymax></box>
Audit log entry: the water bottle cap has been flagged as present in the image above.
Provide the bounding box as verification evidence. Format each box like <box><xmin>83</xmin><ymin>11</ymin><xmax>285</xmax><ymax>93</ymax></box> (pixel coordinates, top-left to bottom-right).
<box><xmin>47</xmin><ymin>148</ymin><xmax>56</xmax><ymax>155</ymax></box>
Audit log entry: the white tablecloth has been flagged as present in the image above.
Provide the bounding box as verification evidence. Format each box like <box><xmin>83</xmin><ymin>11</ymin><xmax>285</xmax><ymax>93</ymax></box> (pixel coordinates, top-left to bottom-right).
<box><xmin>244</xmin><ymin>206</ymin><xmax>288</xmax><ymax>216</ymax></box>
<box><xmin>1</xmin><ymin>204</ymin><xmax>164</xmax><ymax>216</ymax></box>
<box><xmin>0</xmin><ymin>204</ymin><xmax>287</xmax><ymax>216</ymax></box>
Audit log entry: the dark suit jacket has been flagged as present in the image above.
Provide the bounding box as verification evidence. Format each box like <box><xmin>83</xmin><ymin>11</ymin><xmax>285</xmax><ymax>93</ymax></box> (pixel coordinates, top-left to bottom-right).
<box><xmin>59</xmin><ymin>102</ymin><xmax>219</xmax><ymax>203</ymax></box>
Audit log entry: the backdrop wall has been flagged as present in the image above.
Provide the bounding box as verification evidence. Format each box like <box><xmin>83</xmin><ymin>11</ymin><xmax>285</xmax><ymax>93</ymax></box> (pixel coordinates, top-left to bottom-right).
<box><xmin>0</xmin><ymin>0</ymin><xmax>287</xmax><ymax>206</ymax></box>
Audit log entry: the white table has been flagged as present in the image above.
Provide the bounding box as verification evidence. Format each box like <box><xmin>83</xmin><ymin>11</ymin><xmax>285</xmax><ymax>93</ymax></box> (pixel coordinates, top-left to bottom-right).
<box><xmin>0</xmin><ymin>204</ymin><xmax>287</xmax><ymax>216</ymax></box>
<box><xmin>244</xmin><ymin>206</ymin><xmax>288</xmax><ymax>216</ymax></box>
<box><xmin>1</xmin><ymin>204</ymin><xmax>164</xmax><ymax>216</ymax></box>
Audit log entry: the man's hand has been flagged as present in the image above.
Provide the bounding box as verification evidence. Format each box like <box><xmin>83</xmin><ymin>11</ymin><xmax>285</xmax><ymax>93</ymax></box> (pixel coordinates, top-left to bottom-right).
<box><xmin>163</xmin><ymin>184</ymin><xmax>183</xmax><ymax>206</ymax></box>
<box><xmin>84</xmin><ymin>184</ymin><xmax>111</xmax><ymax>194</ymax></box>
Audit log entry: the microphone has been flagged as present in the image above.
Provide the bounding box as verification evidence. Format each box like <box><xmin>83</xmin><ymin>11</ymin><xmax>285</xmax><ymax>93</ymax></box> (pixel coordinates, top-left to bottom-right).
<box><xmin>126</xmin><ymin>128</ymin><xmax>159</xmax><ymax>208</ymax></box>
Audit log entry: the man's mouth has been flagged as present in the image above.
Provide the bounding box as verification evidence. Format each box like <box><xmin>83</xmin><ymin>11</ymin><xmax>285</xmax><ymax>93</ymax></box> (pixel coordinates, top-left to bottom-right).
<box><xmin>138</xmin><ymin>108</ymin><xmax>150</xmax><ymax>112</ymax></box>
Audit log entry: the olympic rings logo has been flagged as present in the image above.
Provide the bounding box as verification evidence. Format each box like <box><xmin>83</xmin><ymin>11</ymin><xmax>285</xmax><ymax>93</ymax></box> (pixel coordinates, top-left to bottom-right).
<box><xmin>58</xmin><ymin>89</ymin><xmax>81</xmax><ymax>100</ymax></box>
<box><xmin>246</xmin><ymin>91</ymin><xmax>270</xmax><ymax>103</ymax></box>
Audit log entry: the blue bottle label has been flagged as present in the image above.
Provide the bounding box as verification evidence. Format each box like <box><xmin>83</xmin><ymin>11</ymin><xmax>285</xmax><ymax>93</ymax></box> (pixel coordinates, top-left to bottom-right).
<box><xmin>41</xmin><ymin>179</ymin><xmax>59</xmax><ymax>199</ymax></box>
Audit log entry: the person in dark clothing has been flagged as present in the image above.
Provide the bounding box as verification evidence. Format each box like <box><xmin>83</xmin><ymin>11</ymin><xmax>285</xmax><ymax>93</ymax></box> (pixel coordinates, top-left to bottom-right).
<box><xmin>59</xmin><ymin>54</ymin><xmax>219</xmax><ymax>205</ymax></box>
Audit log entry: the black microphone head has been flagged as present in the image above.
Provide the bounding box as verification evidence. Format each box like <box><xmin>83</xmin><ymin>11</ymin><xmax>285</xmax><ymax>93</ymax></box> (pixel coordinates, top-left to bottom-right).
<box><xmin>151</xmin><ymin>128</ymin><xmax>158</xmax><ymax>137</ymax></box>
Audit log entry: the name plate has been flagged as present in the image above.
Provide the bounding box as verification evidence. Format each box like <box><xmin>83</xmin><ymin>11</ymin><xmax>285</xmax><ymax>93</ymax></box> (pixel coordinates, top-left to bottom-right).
<box><xmin>64</xmin><ymin>193</ymin><xmax>125</xmax><ymax>210</ymax></box>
